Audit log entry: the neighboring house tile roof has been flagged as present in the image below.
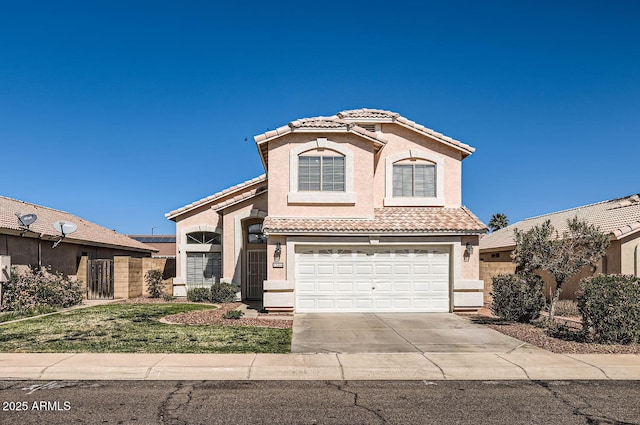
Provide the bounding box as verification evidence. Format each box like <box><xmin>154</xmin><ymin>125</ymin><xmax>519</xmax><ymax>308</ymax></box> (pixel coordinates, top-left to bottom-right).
<box><xmin>165</xmin><ymin>174</ymin><xmax>267</xmax><ymax>220</ymax></box>
<box><xmin>0</xmin><ymin>196</ymin><xmax>155</xmax><ymax>252</ymax></box>
<box><xmin>480</xmin><ymin>194</ymin><xmax>640</xmax><ymax>251</ymax></box>
<box><xmin>263</xmin><ymin>207</ymin><xmax>487</xmax><ymax>235</ymax></box>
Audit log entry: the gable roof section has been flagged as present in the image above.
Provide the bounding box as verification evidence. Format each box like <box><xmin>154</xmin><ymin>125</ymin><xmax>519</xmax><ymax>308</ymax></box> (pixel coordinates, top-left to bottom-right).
<box><xmin>254</xmin><ymin>116</ymin><xmax>387</xmax><ymax>170</ymax></box>
<box><xmin>480</xmin><ymin>194</ymin><xmax>640</xmax><ymax>251</ymax></box>
<box><xmin>165</xmin><ymin>174</ymin><xmax>267</xmax><ymax>220</ymax></box>
<box><xmin>263</xmin><ymin>207</ymin><xmax>487</xmax><ymax>235</ymax></box>
<box><xmin>254</xmin><ymin>109</ymin><xmax>475</xmax><ymax>170</ymax></box>
<box><xmin>0</xmin><ymin>196</ymin><xmax>155</xmax><ymax>253</ymax></box>
<box><xmin>337</xmin><ymin>108</ymin><xmax>475</xmax><ymax>157</ymax></box>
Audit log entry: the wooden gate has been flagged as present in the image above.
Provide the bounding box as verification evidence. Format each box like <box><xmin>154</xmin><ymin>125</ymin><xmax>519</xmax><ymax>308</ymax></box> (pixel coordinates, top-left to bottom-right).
<box><xmin>87</xmin><ymin>259</ymin><xmax>114</xmax><ymax>300</ymax></box>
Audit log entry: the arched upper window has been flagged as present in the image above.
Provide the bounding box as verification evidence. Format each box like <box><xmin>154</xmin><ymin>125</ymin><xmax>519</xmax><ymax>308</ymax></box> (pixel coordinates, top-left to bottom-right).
<box><xmin>298</xmin><ymin>150</ymin><xmax>345</xmax><ymax>192</ymax></box>
<box><xmin>384</xmin><ymin>149</ymin><xmax>444</xmax><ymax>207</ymax></box>
<box><xmin>186</xmin><ymin>231</ymin><xmax>221</xmax><ymax>245</ymax></box>
<box><xmin>392</xmin><ymin>159</ymin><xmax>436</xmax><ymax>198</ymax></box>
<box><xmin>288</xmin><ymin>138</ymin><xmax>356</xmax><ymax>204</ymax></box>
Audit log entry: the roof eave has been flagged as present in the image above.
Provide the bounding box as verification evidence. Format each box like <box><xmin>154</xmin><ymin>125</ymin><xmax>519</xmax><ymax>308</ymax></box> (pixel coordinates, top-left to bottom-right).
<box><xmin>263</xmin><ymin>230</ymin><xmax>487</xmax><ymax>236</ymax></box>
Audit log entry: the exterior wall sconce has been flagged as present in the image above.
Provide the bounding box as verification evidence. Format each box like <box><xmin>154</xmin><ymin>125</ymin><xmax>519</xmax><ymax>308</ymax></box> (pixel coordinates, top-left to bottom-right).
<box><xmin>465</xmin><ymin>242</ymin><xmax>474</xmax><ymax>256</ymax></box>
<box><xmin>272</xmin><ymin>242</ymin><xmax>284</xmax><ymax>268</ymax></box>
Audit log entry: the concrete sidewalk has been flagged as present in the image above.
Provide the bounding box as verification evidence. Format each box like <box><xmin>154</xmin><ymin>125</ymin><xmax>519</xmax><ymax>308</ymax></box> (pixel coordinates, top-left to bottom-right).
<box><xmin>1</xmin><ymin>352</ymin><xmax>639</xmax><ymax>381</ymax></box>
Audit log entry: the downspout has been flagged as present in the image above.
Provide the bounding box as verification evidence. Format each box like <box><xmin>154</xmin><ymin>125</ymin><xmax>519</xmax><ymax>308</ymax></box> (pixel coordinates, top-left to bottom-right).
<box><xmin>635</xmin><ymin>243</ymin><xmax>640</xmax><ymax>278</ymax></box>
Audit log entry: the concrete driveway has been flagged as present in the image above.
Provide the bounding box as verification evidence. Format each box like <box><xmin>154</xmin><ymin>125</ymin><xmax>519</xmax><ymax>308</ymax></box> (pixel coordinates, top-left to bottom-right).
<box><xmin>291</xmin><ymin>313</ymin><xmax>544</xmax><ymax>354</ymax></box>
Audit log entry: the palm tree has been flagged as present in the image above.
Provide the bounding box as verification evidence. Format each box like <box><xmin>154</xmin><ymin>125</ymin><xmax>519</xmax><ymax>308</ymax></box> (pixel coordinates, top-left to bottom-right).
<box><xmin>488</xmin><ymin>213</ymin><xmax>509</xmax><ymax>232</ymax></box>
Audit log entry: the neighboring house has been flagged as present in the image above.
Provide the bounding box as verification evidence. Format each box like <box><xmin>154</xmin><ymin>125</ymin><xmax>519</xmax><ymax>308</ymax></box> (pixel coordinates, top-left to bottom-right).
<box><xmin>166</xmin><ymin>108</ymin><xmax>487</xmax><ymax>312</ymax></box>
<box><xmin>0</xmin><ymin>196</ymin><xmax>156</xmax><ymax>279</ymax></box>
<box><xmin>128</xmin><ymin>234</ymin><xmax>177</xmax><ymax>279</ymax></box>
<box><xmin>480</xmin><ymin>194</ymin><xmax>640</xmax><ymax>301</ymax></box>
<box><xmin>128</xmin><ymin>234</ymin><xmax>176</xmax><ymax>258</ymax></box>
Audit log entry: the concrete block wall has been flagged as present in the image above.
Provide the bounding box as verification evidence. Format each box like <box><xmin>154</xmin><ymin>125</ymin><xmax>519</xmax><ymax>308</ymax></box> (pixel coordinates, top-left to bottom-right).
<box><xmin>479</xmin><ymin>261</ymin><xmax>517</xmax><ymax>304</ymax></box>
<box><xmin>114</xmin><ymin>256</ymin><xmax>143</xmax><ymax>299</ymax></box>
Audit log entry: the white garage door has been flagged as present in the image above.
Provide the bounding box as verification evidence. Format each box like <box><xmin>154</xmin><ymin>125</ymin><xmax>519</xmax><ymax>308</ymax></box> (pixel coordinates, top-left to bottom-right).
<box><xmin>295</xmin><ymin>246</ymin><xmax>450</xmax><ymax>312</ymax></box>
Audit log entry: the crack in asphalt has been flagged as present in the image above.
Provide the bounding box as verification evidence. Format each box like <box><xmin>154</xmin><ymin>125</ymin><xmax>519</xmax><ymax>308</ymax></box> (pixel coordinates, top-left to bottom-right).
<box><xmin>535</xmin><ymin>381</ymin><xmax>638</xmax><ymax>425</ymax></box>
<box><xmin>158</xmin><ymin>381</ymin><xmax>195</xmax><ymax>425</ymax></box>
<box><xmin>327</xmin><ymin>381</ymin><xmax>387</xmax><ymax>424</ymax></box>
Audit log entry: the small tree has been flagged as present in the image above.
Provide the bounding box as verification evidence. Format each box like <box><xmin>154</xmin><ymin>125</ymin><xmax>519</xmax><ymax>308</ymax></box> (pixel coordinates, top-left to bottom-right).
<box><xmin>145</xmin><ymin>269</ymin><xmax>164</xmax><ymax>298</ymax></box>
<box><xmin>488</xmin><ymin>213</ymin><xmax>509</xmax><ymax>232</ymax></box>
<box><xmin>512</xmin><ymin>217</ymin><xmax>610</xmax><ymax>321</ymax></box>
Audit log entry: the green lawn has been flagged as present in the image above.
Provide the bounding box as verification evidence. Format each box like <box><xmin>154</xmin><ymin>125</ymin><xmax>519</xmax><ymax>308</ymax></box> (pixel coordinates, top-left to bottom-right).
<box><xmin>0</xmin><ymin>304</ymin><xmax>291</xmax><ymax>353</ymax></box>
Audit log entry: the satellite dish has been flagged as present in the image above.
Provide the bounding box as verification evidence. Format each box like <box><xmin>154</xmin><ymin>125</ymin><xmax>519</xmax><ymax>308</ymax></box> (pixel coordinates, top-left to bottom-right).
<box><xmin>53</xmin><ymin>221</ymin><xmax>78</xmax><ymax>235</ymax></box>
<box><xmin>17</xmin><ymin>213</ymin><xmax>38</xmax><ymax>227</ymax></box>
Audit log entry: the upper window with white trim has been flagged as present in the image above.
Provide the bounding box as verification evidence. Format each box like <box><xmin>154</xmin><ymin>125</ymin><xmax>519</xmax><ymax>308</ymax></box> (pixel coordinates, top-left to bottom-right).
<box><xmin>384</xmin><ymin>149</ymin><xmax>445</xmax><ymax>207</ymax></box>
<box><xmin>392</xmin><ymin>160</ymin><xmax>436</xmax><ymax>198</ymax></box>
<box><xmin>288</xmin><ymin>138</ymin><xmax>356</xmax><ymax>204</ymax></box>
<box><xmin>298</xmin><ymin>153</ymin><xmax>345</xmax><ymax>192</ymax></box>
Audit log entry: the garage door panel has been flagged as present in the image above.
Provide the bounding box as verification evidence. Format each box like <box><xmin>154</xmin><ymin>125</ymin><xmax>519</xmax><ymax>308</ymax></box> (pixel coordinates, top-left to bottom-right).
<box><xmin>356</xmin><ymin>265</ymin><xmax>374</xmax><ymax>274</ymax></box>
<box><xmin>317</xmin><ymin>265</ymin><xmax>335</xmax><ymax>275</ymax></box>
<box><xmin>337</xmin><ymin>265</ymin><xmax>354</xmax><ymax>274</ymax></box>
<box><xmin>374</xmin><ymin>264</ymin><xmax>393</xmax><ymax>276</ymax></box>
<box><xmin>296</xmin><ymin>246</ymin><xmax>450</xmax><ymax>313</ymax></box>
<box><xmin>336</xmin><ymin>281</ymin><xmax>354</xmax><ymax>291</ymax></box>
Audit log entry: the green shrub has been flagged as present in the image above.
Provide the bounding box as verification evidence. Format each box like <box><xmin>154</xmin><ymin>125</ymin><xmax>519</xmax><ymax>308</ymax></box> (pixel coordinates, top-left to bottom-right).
<box><xmin>1</xmin><ymin>267</ymin><xmax>83</xmax><ymax>312</ymax></box>
<box><xmin>187</xmin><ymin>287</ymin><xmax>210</xmax><ymax>303</ymax></box>
<box><xmin>162</xmin><ymin>292</ymin><xmax>176</xmax><ymax>302</ymax></box>
<box><xmin>490</xmin><ymin>273</ymin><xmax>545</xmax><ymax>323</ymax></box>
<box><xmin>223</xmin><ymin>310</ymin><xmax>244</xmax><ymax>320</ymax></box>
<box><xmin>577</xmin><ymin>274</ymin><xmax>640</xmax><ymax>344</ymax></box>
<box><xmin>210</xmin><ymin>282</ymin><xmax>238</xmax><ymax>304</ymax></box>
<box><xmin>145</xmin><ymin>269</ymin><xmax>164</xmax><ymax>298</ymax></box>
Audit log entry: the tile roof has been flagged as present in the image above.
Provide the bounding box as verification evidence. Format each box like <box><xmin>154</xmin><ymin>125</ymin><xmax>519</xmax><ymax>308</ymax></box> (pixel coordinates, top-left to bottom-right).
<box><xmin>211</xmin><ymin>184</ymin><xmax>267</xmax><ymax>212</ymax></box>
<box><xmin>337</xmin><ymin>108</ymin><xmax>400</xmax><ymax>120</ymax></box>
<box><xmin>254</xmin><ymin>109</ymin><xmax>475</xmax><ymax>170</ymax></box>
<box><xmin>165</xmin><ymin>174</ymin><xmax>266</xmax><ymax>219</ymax></box>
<box><xmin>263</xmin><ymin>207</ymin><xmax>487</xmax><ymax>235</ymax></box>
<box><xmin>480</xmin><ymin>194</ymin><xmax>640</xmax><ymax>251</ymax></box>
<box><xmin>0</xmin><ymin>196</ymin><xmax>155</xmax><ymax>252</ymax></box>
<box><xmin>338</xmin><ymin>108</ymin><xmax>475</xmax><ymax>156</ymax></box>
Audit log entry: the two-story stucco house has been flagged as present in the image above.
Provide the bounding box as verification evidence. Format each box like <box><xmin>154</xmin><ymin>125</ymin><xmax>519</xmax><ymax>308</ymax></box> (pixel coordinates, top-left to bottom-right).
<box><xmin>166</xmin><ymin>109</ymin><xmax>487</xmax><ymax>312</ymax></box>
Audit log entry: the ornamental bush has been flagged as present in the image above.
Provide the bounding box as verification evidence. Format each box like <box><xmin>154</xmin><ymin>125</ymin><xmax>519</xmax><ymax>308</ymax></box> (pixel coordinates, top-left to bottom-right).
<box><xmin>490</xmin><ymin>273</ymin><xmax>545</xmax><ymax>323</ymax></box>
<box><xmin>1</xmin><ymin>266</ymin><xmax>83</xmax><ymax>312</ymax></box>
<box><xmin>210</xmin><ymin>282</ymin><xmax>238</xmax><ymax>304</ymax></box>
<box><xmin>577</xmin><ymin>274</ymin><xmax>640</xmax><ymax>344</ymax></box>
<box><xmin>186</xmin><ymin>287</ymin><xmax>210</xmax><ymax>303</ymax></box>
<box><xmin>145</xmin><ymin>269</ymin><xmax>164</xmax><ymax>298</ymax></box>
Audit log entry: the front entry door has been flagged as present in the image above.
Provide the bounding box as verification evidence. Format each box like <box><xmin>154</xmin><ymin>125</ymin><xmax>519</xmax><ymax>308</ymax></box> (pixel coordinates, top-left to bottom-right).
<box><xmin>247</xmin><ymin>250</ymin><xmax>266</xmax><ymax>299</ymax></box>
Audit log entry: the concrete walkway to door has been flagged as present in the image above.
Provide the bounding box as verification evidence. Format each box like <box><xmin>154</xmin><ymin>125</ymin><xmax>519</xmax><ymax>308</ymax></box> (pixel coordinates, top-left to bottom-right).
<box><xmin>292</xmin><ymin>313</ymin><xmax>545</xmax><ymax>354</ymax></box>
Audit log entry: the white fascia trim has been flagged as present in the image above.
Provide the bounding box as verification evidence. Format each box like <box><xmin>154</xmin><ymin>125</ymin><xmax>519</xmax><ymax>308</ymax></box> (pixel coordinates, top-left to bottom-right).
<box><xmin>288</xmin><ymin>138</ymin><xmax>355</xmax><ymax>205</ymax></box>
<box><xmin>384</xmin><ymin>149</ymin><xmax>445</xmax><ymax>207</ymax></box>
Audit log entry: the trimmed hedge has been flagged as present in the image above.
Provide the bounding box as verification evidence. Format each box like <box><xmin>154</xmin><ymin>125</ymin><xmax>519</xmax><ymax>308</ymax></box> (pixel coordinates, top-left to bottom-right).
<box><xmin>186</xmin><ymin>287</ymin><xmax>210</xmax><ymax>303</ymax></box>
<box><xmin>490</xmin><ymin>273</ymin><xmax>545</xmax><ymax>323</ymax></box>
<box><xmin>210</xmin><ymin>282</ymin><xmax>238</xmax><ymax>303</ymax></box>
<box><xmin>1</xmin><ymin>267</ymin><xmax>83</xmax><ymax>312</ymax></box>
<box><xmin>577</xmin><ymin>274</ymin><xmax>640</xmax><ymax>344</ymax></box>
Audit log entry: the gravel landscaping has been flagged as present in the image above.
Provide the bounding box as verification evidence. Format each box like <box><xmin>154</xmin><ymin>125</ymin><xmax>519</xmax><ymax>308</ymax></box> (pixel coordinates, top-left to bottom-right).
<box><xmin>460</xmin><ymin>309</ymin><xmax>640</xmax><ymax>354</ymax></box>
<box><xmin>163</xmin><ymin>303</ymin><xmax>293</xmax><ymax>329</ymax></box>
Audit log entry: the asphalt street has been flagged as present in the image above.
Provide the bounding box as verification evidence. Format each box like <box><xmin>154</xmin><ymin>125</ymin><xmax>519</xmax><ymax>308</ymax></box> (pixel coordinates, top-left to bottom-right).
<box><xmin>0</xmin><ymin>380</ymin><xmax>639</xmax><ymax>424</ymax></box>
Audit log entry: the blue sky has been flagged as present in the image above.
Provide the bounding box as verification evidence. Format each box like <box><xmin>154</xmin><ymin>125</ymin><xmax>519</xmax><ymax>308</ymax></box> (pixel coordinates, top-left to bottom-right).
<box><xmin>1</xmin><ymin>1</ymin><xmax>638</xmax><ymax>235</ymax></box>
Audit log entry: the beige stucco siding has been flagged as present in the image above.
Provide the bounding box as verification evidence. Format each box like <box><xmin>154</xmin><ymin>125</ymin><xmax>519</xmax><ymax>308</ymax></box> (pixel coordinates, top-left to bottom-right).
<box><xmin>267</xmin><ymin>132</ymin><xmax>375</xmax><ymax>218</ymax></box>
<box><xmin>219</xmin><ymin>192</ymin><xmax>268</xmax><ymax>283</ymax></box>
<box><xmin>620</xmin><ymin>234</ymin><xmax>640</xmax><ymax>276</ymax></box>
<box><xmin>174</xmin><ymin>205</ymin><xmax>222</xmax><ymax>281</ymax></box>
<box><xmin>375</xmin><ymin>124</ymin><xmax>463</xmax><ymax>208</ymax></box>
